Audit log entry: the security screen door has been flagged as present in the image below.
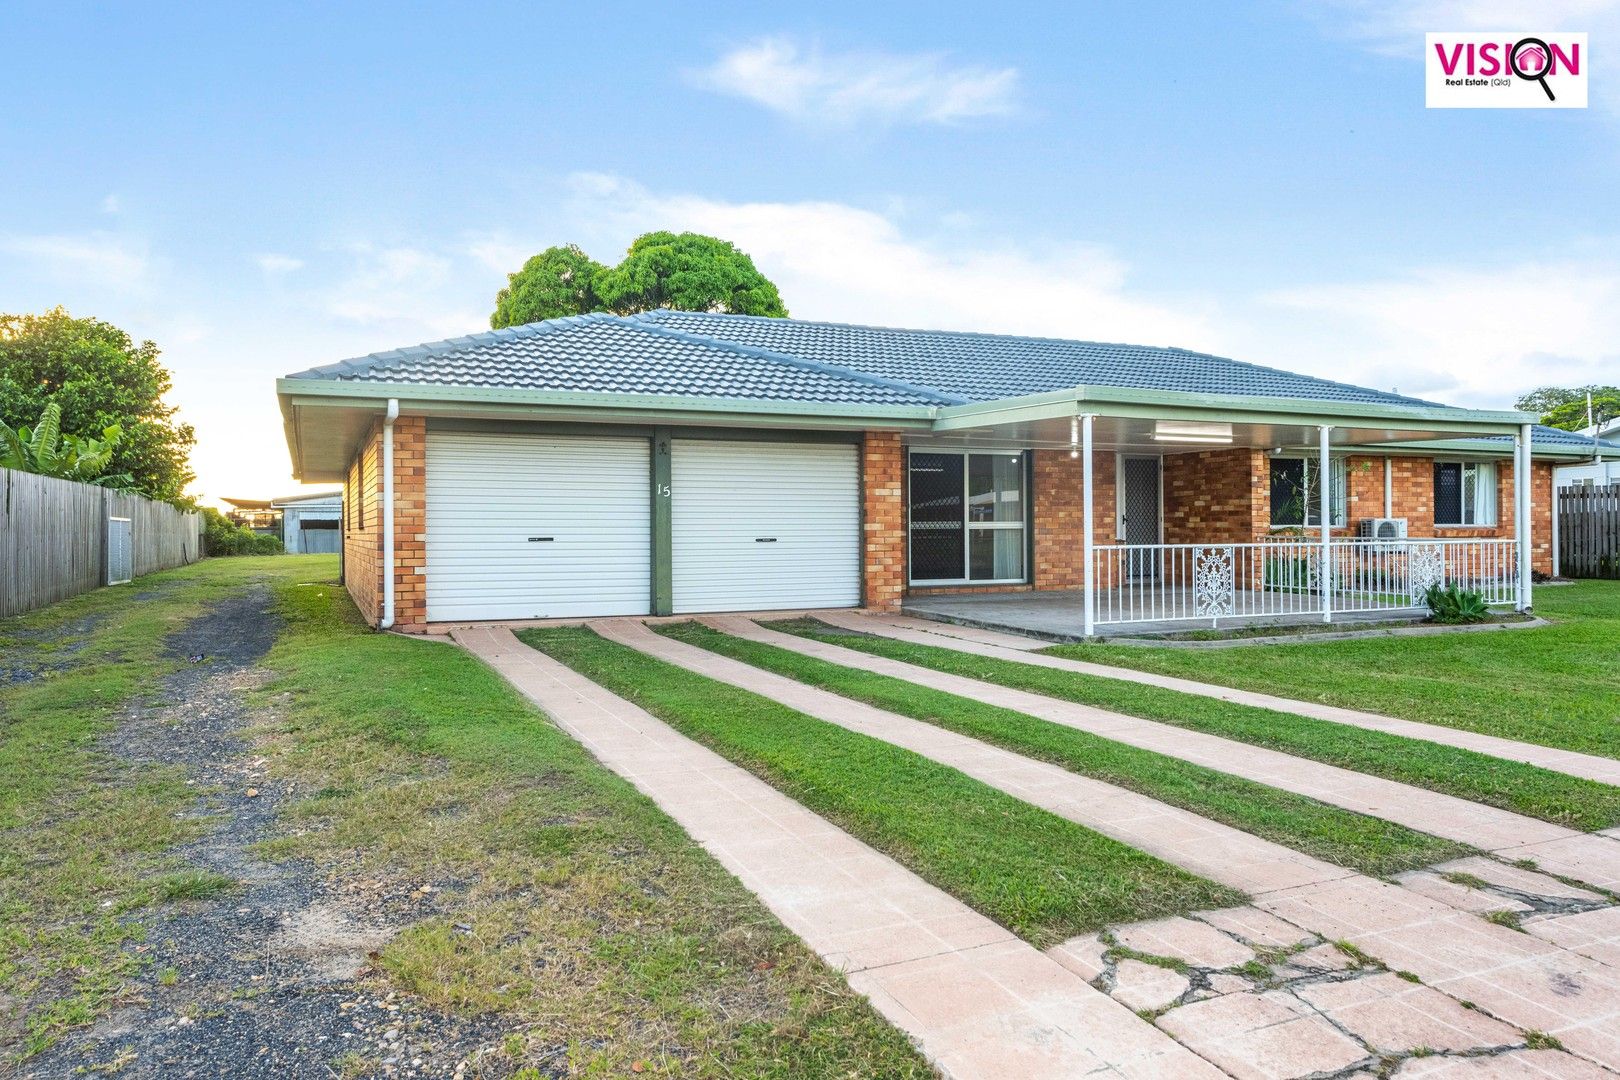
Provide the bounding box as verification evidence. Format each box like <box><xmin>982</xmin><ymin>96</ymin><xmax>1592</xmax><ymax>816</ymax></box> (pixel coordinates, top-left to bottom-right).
<box><xmin>1120</xmin><ymin>456</ymin><xmax>1162</xmax><ymax>580</ymax></box>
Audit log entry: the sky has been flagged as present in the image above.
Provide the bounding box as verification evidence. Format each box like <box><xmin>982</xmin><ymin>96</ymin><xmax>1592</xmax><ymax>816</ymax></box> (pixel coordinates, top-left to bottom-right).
<box><xmin>3</xmin><ymin>0</ymin><xmax>1617</xmax><ymax>504</ymax></box>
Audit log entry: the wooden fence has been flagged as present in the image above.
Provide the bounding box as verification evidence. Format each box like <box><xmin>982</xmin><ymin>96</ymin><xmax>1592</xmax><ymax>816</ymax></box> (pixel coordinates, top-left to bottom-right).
<box><xmin>0</xmin><ymin>468</ymin><xmax>204</xmax><ymax>617</ymax></box>
<box><xmin>1558</xmin><ymin>483</ymin><xmax>1620</xmax><ymax>580</ymax></box>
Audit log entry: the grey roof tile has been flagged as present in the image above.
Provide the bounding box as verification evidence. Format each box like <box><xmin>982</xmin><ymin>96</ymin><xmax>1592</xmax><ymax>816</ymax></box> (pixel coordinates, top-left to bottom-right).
<box><xmin>284</xmin><ymin>313</ymin><xmax>946</xmax><ymax>407</ymax></box>
<box><xmin>632</xmin><ymin>310</ymin><xmax>1445</xmax><ymax>407</ymax></box>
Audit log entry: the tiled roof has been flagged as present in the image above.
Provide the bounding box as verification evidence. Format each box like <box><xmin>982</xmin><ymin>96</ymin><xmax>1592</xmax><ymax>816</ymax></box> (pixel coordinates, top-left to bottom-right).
<box><xmin>1459</xmin><ymin>425</ymin><xmax>1620</xmax><ymax>454</ymax></box>
<box><xmin>288</xmin><ymin>309</ymin><xmax>1494</xmax><ymax>412</ymax></box>
<box><xmin>283</xmin><ymin>313</ymin><xmax>947</xmax><ymax>407</ymax></box>
<box><xmin>632</xmin><ymin>310</ymin><xmax>1444</xmax><ymax>408</ymax></box>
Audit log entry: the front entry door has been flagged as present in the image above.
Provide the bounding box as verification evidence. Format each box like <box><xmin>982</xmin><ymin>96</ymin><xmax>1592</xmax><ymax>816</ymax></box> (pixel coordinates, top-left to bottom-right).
<box><xmin>1119</xmin><ymin>456</ymin><xmax>1162</xmax><ymax>580</ymax></box>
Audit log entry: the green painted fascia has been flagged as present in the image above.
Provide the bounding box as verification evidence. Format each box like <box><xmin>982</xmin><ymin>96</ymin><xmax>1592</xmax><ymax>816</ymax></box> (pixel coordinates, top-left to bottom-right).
<box><xmin>932</xmin><ymin>385</ymin><xmax>1534</xmax><ymax>434</ymax></box>
<box><xmin>1367</xmin><ymin>437</ymin><xmax>1597</xmax><ymax>461</ymax></box>
<box><xmin>276</xmin><ymin>378</ymin><xmax>936</xmax><ymax>424</ymax></box>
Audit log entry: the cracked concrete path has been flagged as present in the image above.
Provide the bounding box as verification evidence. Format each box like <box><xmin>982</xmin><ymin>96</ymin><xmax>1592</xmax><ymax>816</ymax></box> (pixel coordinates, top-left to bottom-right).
<box><xmin>835</xmin><ymin>611</ymin><xmax>1620</xmax><ymax>789</ymax></box>
<box><xmin>592</xmin><ymin>618</ymin><xmax>1620</xmax><ymax>1074</ymax></box>
<box><xmin>452</xmin><ymin>626</ymin><xmax>1224</xmax><ymax>1080</ymax></box>
<box><xmin>710</xmin><ymin>615</ymin><xmax>1620</xmax><ymax>894</ymax></box>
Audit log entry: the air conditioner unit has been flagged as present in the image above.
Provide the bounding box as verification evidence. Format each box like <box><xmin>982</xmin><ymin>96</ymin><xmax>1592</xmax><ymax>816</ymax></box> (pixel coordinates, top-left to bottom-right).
<box><xmin>1360</xmin><ymin>517</ymin><xmax>1408</xmax><ymax>550</ymax></box>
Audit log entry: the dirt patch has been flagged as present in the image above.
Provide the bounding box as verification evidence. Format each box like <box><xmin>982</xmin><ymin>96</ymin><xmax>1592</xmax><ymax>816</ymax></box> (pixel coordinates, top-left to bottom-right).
<box><xmin>22</xmin><ymin>585</ymin><xmax>515</xmax><ymax>1079</ymax></box>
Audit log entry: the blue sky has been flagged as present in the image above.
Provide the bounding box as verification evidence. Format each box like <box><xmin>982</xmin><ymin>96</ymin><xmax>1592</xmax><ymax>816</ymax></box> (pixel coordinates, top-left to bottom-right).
<box><xmin>3</xmin><ymin>0</ymin><xmax>1616</xmax><ymax>501</ymax></box>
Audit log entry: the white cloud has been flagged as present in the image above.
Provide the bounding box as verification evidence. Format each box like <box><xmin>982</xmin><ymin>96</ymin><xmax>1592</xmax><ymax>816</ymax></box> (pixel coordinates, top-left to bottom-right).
<box><xmin>256</xmin><ymin>253</ymin><xmax>303</xmax><ymax>275</ymax></box>
<box><xmin>101</xmin><ymin>194</ymin><xmax>121</xmax><ymax>214</ymax></box>
<box><xmin>324</xmin><ymin>244</ymin><xmax>481</xmax><ymax>339</ymax></box>
<box><xmin>564</xmin><ymin>173</ymin><xmax>1215</xmax><ymax>348</ymax></box>
<box><xmin>693</xmin><ymin>36</ymin><xmax>1019</xmax><ymax>127</ymax></box>
<box><xmin>0</xmin><ymin>231</ymin><xmax>149</xmax><ymax>291</ymax></box>
<box><xmin>1247</xmin><ymin>259</ymin><xmax>1620</xmax><ymax>406</ymax></box>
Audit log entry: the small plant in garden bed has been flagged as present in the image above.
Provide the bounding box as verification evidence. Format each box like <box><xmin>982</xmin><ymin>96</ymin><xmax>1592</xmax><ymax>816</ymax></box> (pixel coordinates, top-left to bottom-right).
<box><xmin>1424</xmin><ymin>583</ymin><xmax>1489</xmax><ymax>624</ymax></box>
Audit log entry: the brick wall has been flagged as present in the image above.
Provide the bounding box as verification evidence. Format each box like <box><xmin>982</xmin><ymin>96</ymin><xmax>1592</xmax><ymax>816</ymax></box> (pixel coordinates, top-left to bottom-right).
<box><xmin>861</xmin><ymin>431</ymin><xmax>905</xmax><ymax>610</ymax></box>
<box><xmin>1032</xmin><ymin>450</ymin><xmax>1115</xmax><ymax>588</ymax></box>
<box><xmin>340</xmin><ymin>415</ymin><xmax>428</xmax><ymax>629</ymax></box>
<box><xmin>1162</xmin><ymin>447</ymin><xmax>1268</xmax><ymax>544</ymax></box>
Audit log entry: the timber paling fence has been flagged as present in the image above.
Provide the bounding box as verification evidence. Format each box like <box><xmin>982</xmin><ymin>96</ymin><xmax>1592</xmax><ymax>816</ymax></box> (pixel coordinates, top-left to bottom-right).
<box><xmin>0</xmin><ymin>467</ymin><xmax>204</xmax><ymax>618</ymax></box>
<box><xmin>1559</xmin><ymin>483</ymin><xmax>1620</xmax><ymax>580</ymax></box>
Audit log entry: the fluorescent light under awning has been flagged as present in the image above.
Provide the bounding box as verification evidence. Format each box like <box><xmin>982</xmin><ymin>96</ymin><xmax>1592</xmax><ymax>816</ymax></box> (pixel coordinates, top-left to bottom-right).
<box><xmin>1151</xmin><ymin>420</ymin><xmax>1234</xmax><ymax>444</ymax></box>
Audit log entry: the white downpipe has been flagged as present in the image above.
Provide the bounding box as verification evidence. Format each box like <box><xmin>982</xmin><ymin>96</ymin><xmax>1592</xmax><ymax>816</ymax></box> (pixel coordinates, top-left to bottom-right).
<box><xmin>380</xmin><ymin>398</ymin><xmax>399</xmax><ymax>629</ymax></box>
<box><xmin>1081</xmin><ymin>413</ymin><xmax>1096</xmax><ymax>638</ymax></box>
<box><xmin>1319</xmin><ymin>425</ymin><xmax>1333</xmax><ymax>623</ymax></box>
<box><xmin>1517</xmin><ymin>423</ymin><xmax>1533</xmax><ymax>611</ymax></box>
<box><xmin>1552</xmin><ymin>481</ymin><xmax>1561</xmax><ymax>578</ymax></box>
<box><xmin>1383</xmin><ymin>457</ymin><xmax>1393</xmax><ymax>518</ymax></box>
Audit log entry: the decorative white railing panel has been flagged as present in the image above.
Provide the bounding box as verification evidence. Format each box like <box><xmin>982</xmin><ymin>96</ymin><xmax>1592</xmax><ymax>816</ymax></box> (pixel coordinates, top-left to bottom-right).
<box><xmin>1089</xmin><ymin>538</ymin><xmax>1518</xmax><ymax>627</ymax></box>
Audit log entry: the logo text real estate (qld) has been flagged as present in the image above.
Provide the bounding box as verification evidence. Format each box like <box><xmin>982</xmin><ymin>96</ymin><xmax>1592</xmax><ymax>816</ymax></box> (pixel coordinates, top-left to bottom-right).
<box><xmin>1426</xmin><ymin>32</ymin><xmax>1588</xmax><ymax>108</ymax></box>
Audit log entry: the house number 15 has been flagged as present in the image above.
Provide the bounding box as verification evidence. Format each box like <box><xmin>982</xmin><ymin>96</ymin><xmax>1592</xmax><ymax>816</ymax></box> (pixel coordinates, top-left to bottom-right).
<box><xmin>656</xmin><ymin>483</ymin><xmax>671</xmax><ymax>497</ymax></box>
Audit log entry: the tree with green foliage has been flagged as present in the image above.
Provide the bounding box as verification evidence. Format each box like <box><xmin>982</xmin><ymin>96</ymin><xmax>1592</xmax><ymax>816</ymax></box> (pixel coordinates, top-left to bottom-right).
<box><xmin>1515</xmin><ymin>385</ymin><xmax>1620</xmax><ymax>431</ymax></box>
<box><xmin>489</xmin><ymin>232</ymin><xmax>787</xmax><ymax>328</ymax></box>
<box><xmin>592</xmin><ymin>231</ymin><xmax>787</xmax><ymax>318</ymax></box>
<box><xmin>200</xmin><ymin>507</ymin><xmax>284</xmax><ymax>555</ymax></box>
<box><xmin>0</xmin><ymin>402</ymin><xmax>133</xmax><ymax>488</ymax></box>
<box><xmin>0</xmin><ymin>308</ymin><xmax>196</xmax><ymax>501</ymax></box>
<box><xmin>490</xmin><ymin>245</ymin><xmax>607</xmax><ymax>329</ymax></box>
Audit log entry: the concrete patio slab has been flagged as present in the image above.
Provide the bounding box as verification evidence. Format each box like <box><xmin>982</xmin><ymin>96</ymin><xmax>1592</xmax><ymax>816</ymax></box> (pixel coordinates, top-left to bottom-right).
<box><xmin>821</xmin><ymin>610</ymin><xmax>1620</xmax><ymax>789</ymax></box>
<box><xmin>1156</xmin><ymin>991</ymin><xmax>1370</xmax><ymax>1080</ymax></box>
<box><xmin>453</xmin><ymin>626</ymin><xmax>1225</xmax><ymax>1079</ymax></box>
<box><xmin>714</xmin><ymin>614</ymin><xmax>1620</xmax><ymax>893</ymax></box>
<box><xmin>1293</xmin><ymin>971</ymin><xmax>1520</xmax><ymax>1053</ymax></box>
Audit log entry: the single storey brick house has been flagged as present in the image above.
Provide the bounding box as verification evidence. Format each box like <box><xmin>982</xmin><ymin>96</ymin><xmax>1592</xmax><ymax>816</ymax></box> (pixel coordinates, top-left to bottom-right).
<box><xmin>277</xmin><ymin>310</ymin><xmax>1606</xmax><ymax>635</ymax></box>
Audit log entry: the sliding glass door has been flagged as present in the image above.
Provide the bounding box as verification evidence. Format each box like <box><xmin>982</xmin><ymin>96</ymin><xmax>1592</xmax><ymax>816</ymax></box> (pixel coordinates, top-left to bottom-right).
<box><xmin>907</xmin><ymin>449</ymin><xmax>1027</xmax><ymax>585</ymax></box>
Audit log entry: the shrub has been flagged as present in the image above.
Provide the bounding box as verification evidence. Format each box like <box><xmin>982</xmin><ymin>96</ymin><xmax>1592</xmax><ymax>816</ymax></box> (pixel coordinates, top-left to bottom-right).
<box><xmin>1424</xmin><ymin>583</ymin><xmax>1489</xmax><ymax>624</ymax></box>
<box><xmin>202</xmin><ymin>507</ymin><xmax>283</xmax><ymax>556</ymax></box>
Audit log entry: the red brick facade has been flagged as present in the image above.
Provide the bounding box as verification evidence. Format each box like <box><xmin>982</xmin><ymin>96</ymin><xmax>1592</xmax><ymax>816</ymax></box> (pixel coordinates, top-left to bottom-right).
<box><xmin>343</xmin><ymin>423</ymin><xmax>1554</xmax><ymax>629</ymax></box>
<box><xmin>854</xmin><ymin>442</ymin><xmax>1556</xmax><ymax>607</ymax></box>
<box><xmin>861</xmin><ymin>432</ymin><xmax>906</xmax><ymax>611</ymax></box>
<box><xmin>341</xmin><ymin>415</ymin><xmax>427</xmax><ymax>630</ymax></box>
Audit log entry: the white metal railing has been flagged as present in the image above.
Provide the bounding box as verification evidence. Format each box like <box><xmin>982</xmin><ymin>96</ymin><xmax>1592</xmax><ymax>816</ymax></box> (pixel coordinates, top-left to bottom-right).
<box><xmin>1089</xmin><ymin>537</ymin><xmax>1519</xmax><ymax>627</ymax></box>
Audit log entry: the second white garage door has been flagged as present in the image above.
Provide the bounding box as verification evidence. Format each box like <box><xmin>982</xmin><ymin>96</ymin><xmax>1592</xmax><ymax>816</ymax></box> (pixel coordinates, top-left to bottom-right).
<box><xmin>426</xmin><ymin>431</ymin><xmax>650</xmax><ymax>621</ymax></box>
<box><xmin>671</xmin><ymin>439</ymin><xmax>861</xmax><ymax>613</ymax></box>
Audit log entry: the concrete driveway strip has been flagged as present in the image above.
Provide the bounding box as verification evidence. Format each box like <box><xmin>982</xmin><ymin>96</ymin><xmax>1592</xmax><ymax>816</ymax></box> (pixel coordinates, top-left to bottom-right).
<box><xmin>837</xmin><ymin>611</ymin><xmax>1620</xmax><ymax>789</ymax></box>
<box><xmin>707</xmin><ymin>616</ymin><xmax>1620</xmax><ymax>893</ymax></box>
<box><xmin>451</xmin><ymin>626</ymin><xmax>1227</xmax><ymax>1080</ymax></box>
<box><xmin>596</xmin><ymin>620</ymin><xmax>1620</xmax><ymax>1073</ymax></box>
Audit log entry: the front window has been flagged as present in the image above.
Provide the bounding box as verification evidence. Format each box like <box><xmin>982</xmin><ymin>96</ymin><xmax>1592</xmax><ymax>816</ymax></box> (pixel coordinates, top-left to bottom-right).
<box><xmin>1434</xmin><ymin>461</ymin><xmax>1497</xmax><ymax>525</ymax></box>
<box><xmin>1269</xmin><ymin>457</ymin><xmax>1347</xmax><ymax>528</ymax></box>
<box><xmin>908</xmin><ymin>450</ymin><xmax>1027</xmax><ymax>583</ymax></box>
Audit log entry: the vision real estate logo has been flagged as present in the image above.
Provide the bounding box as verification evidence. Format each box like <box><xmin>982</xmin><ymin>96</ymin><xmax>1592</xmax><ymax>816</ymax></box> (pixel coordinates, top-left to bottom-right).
<box><xmin>1426</xmin><ymin>32</ymin><xmax>1587</xmax><ymax>108</ymax></box>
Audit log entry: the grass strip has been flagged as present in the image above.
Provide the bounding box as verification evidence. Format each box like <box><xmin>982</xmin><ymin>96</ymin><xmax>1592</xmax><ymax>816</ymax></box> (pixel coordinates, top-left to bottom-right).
<box><xmin>0</xmin><ymin>555</ymin><xmax>329</xmax><ymax>1059</ymax></box>
<box><xmin>520</xmin><ymin>626</ymin><xmax>1241</xmax><ymax>949</ymax></box>
<box><xmin>1049</xmin><ymin>580</ymin><xmax>1620</xmax><ymax>761</ymax></box>
<box><xmin>767</xmin><ymin>618</ymin><xmax>1620</xmax><ymax>832</ymax></box>
<box><xmin>658</xmin><ymin>622</ymin><xmax>1469</xmax><ymax>877</ymax></box>
<box><xmin>260</xmin><ymin>580</ymin><xmax>929</xmax><ymax>1078</ymax></box>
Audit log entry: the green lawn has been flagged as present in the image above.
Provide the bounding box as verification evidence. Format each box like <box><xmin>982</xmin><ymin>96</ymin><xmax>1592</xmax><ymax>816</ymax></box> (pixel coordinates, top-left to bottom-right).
<box><xmin>256</xmin><ymin>578</ymin><xmax>930</xmax><ymax>1078</ymax></box>
<box><xmin>0</xmin><ymin>555</ymin><xmax>331</xmax><ymax>1058</ymax></box>
<box><xmin>769</xmin><ymin>616</ymin><xmax>1620</xmax><ymax>832</ymax></box>
<box><xmin>521</xmin><ymin>627</ymin><xmax>1241</xmax><ymax>949</ymax></box>
<box><xmin>1048</xmin><ymin>580</ymin><xmax>1620</xmax><ymax>760</ymax></box>
<box><xmin>657</xmin><ymin>622</ymin><xmax>1468</xmax><ymax>877</ymax></box>
<box><xmin>4</xmin><ymin>559</ymin><xmax>931</xmax><ymax>1077</ymax></box>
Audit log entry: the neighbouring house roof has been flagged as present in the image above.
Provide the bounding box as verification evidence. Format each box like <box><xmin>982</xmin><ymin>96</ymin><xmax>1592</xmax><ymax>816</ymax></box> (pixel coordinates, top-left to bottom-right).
<box><xmin>270</xmin><ymin>490</ymin><xmax>342</xmax><ymax>507</ymax></box>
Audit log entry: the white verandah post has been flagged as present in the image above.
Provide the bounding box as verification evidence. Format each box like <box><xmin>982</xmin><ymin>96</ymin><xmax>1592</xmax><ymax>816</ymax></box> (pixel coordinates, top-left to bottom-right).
<box><xmin>1516</xmin><ymin>422</ymin><xmax>1533</xmax><ymax>611</ymax></box>
<box><xmin>1319</xmin><ymin>424</ymin><xmax>1333</xmax><ymax>623</ymax></box>
<box><xmin>1081</xmin><ymin>413</ymin><xmax>1096</xmax><ymax>638</ymax></box>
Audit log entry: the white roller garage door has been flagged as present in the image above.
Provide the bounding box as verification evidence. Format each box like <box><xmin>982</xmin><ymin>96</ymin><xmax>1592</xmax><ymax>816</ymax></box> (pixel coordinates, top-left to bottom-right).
<box><xmin>672</xmin><ymin>439</ymin><xmax>860</xmax><ymax>613</ymax></box>
<box><xmin>426</xmin><ymin>431</ymin><xmax>650</xmax><ymax>621</ymax></box>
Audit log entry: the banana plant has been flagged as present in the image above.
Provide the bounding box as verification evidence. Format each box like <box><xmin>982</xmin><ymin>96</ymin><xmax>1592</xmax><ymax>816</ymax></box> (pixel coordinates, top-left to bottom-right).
<box><xmin>0</xmin><ymin>402</ymin><xmax>135</xmax><ymax>489</ymax></box>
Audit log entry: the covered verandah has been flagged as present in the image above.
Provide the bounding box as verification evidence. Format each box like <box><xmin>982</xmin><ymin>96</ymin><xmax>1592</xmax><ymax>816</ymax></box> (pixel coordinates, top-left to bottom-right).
<box><xmin>905</xmin><ymin>387</ymin><xmax>1537</xmax><ymax>638</ymax></box>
